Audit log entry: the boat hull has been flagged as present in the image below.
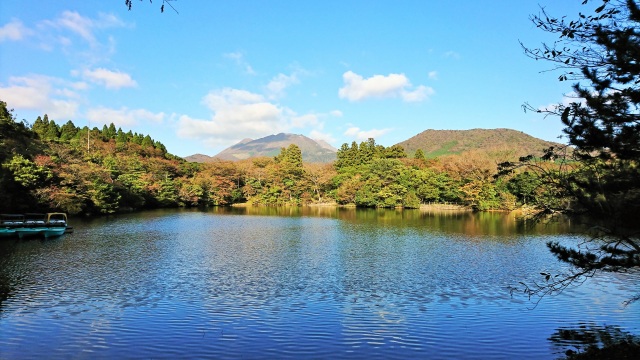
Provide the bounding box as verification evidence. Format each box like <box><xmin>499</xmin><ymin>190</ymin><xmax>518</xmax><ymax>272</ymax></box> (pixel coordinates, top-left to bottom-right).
<box><xmin>0</xmin><ymin>228</ymin><xmax>16</xmax><ymax>238</ymax></box>
<box><xmin>16</xmin><ymin>227</ymin><xmax>46</xmax><ymax>239</ymax></box>
<box><xmin>42</xmin><ymin>227</ymin><xmax>67</xmax><ymax>239</ymax></box>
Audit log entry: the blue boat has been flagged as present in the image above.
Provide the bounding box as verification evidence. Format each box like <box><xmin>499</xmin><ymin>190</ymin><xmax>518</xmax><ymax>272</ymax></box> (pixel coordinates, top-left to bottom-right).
<box><xmin>0</xmin><ymin>214</ymin><xmax>24</xmax><ymax>238</ymax></box>
<box><xmin>41</xmin><ymin>213</ymin><xmax>70</xmax><ymax>239</ymax></box>
<box><xmin>1</xmin><ymin>213</ymin><xmax>71</xmax><ymax>239</ymax></box>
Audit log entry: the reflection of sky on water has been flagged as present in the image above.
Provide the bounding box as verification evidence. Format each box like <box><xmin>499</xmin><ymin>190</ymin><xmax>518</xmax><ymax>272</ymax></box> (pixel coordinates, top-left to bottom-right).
<box><xmin>0</xmin><ymin>208</ymin><xmax>637</xmax><ymax>359</ymax></box>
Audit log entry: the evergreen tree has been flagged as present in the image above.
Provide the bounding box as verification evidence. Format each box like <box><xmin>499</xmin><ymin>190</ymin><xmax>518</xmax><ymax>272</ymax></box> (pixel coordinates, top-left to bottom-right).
<box><xmin>414</xmin><ymin>149</ymin><xmax>426</xmax><ymax>160</ymax></box>
<box><xmin>59</xmin><ymin>120</ymin><xmax>78</xmax><ymax>142</ymax></box>
<box><xmin>44</xmin><ymin>119</ymin><xmax>60</xmax><ymax>141</ymax></box>
<box><xmin>359</xmin><ymin>138</ymin><xmax>378</xmax><ymax>163</ymax></box>
<box><xmin>384</xmin><ymin>144</ymin><xmax>407</xmax><ymax>159</ymax></box>
<box><xmin>107</xmin><ymin>123</ymin><xmax>117</xmax><ymax>139</ymax></box>
<box><xmin>116</xmin><ymin>129</ymin><xmax>128</xmax><ymax>144</ymax></box>
<box><xmin>141</xmin><ymin>135</ymin><xmax>154</xmax><ymax>148</ymax></box>
<box><xmin>515</xmin><ymin>0</ymin><xmax>640</xmax><ymax>304</ymax></box>
<box><xmin>32</xmin><ymin>116</ymin><xmax>45</xmax><ymax>138</ymax></box>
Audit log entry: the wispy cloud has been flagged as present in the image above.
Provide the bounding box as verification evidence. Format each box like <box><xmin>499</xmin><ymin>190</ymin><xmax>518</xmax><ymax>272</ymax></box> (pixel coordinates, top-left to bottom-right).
<box><xmin>40</xmin><ymin>11</ymin><xmax>126</xmax><ymax>48</ymax></box>
<box><xmin>86</xmin><ymin>106</ymin><xmax>165</xmax><ymax>128</ymax></box>
<box><xmin>0</xmin><ymin>19</ymin><xmax>32</xmax><ymax>42</ymax></box>
<box><xmin>443</xmin><ymin>51</ymin><xmax>461</xmax><ymax>59</ymax></box>
<box><xmin>344</xmin><ymin>126</ymin><xmax>392</xmax><ymax>141</ymax></box>
<box><xmin>338</xmin><ymin>71</ymin><xmax>434</xmax><ymax>102</ymax></box>
<box><xmin>224</xmin><ymin>52</ymin><xmax>256</xmax><ymax>75</ymax></box>
<box><xmin>266</xmin><ymin>72</ymin><xmax>300</xmax><ymax>99</ymax></box>
<box><xmin>310</xmin><ymin>129</ymin><xmax>336</xmax><ymax>144</ymax></box>
<box><xmin>537</xmin><ymin>91</ymin><xmax>587</xmax><ymax>112</ymax></box>
<box><xmin>0</xmin><ymin>75</ymin><xmax>80</xmax><ymax>120</ymax></box>
<box><xmin>80</xmin><ymin>68</ymin><xmax>137</xmax><ymax>89</ymax></box>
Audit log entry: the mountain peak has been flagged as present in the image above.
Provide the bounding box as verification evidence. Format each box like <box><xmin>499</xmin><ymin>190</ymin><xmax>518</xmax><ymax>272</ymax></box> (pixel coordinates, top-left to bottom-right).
<box><xmin>186</xmin><ymin>133</ymin><xmax>337</xmax><ymax>163</ymax></box>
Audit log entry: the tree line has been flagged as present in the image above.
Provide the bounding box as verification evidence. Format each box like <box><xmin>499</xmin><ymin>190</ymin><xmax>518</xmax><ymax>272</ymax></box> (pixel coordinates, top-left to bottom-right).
<box><xmin>1</xmin><ymin>100</ymin><xmax>565</xmax><ymax>215</ymax></box>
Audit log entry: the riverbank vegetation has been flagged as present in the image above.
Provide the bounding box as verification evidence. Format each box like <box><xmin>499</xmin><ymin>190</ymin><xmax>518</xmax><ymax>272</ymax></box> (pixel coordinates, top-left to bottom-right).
<box><xmin>1</xmin><ymin>99</ymin><xmax>564</xmax><ymax>215</ymax></box>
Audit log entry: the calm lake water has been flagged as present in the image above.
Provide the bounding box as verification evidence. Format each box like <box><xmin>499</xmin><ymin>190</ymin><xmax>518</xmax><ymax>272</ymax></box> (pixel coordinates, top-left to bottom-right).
<box><xmin>1</xmin><ymin>207</ymin><xmax>638</xmax><ymax>359</ymax></box>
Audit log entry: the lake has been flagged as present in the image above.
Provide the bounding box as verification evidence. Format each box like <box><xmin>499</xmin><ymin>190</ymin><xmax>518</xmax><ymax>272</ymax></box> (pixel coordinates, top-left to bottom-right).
<box><xmin>0</xmin><ymin>207</ymin><xmax>638</xmax><ymax>359</ymax></box>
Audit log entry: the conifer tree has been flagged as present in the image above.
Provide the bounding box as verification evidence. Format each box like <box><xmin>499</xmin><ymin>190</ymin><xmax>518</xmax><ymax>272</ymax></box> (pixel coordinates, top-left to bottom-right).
<box><xmin>515</xmin><ymin>0</ymin><xmax>640</xmax><ymax>304</ymax></box>
<box><xmin>59</xmin><ymin>120</ymin><xmax>78</xmax><ymax>142</ymax></box>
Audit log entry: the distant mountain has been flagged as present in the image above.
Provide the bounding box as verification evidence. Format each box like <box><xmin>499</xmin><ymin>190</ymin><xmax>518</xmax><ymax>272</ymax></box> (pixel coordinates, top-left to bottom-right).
<box><xmin>185</xmin><ymin>133</ymin><xmax>337</xmax><ymax>163</ymax></box>
<box><xmin>396</xmin><ymin>128</ymin><xmax>565</xmax><ymax>158</ymax></box>
<box><xmin>183</xmin><ymin>153</ymin><xmax>215</xmax><ymax>163</ymax></box>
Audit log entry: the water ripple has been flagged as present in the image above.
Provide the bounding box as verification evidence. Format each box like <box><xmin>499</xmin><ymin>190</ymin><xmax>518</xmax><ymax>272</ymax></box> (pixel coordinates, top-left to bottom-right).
<box><xmin>0</xmin><ymin>209</ymin><xmax>638</xmax><ymax>359</ymax></box>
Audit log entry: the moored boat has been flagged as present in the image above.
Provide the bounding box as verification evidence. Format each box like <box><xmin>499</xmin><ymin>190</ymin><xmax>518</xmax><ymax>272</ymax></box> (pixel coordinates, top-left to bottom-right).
<box><xmin>42</xmin><ymin>213</ymin><xmax>69</xmax><ymax>239</ymax></box>
<box><xmin>15</xmin><ymin>213</ymin><xmax>46</xmax><ymax>239</ymax></box>
<box><xmin>1</xmin><ymin>213</ymin><xmax>70</xmax><ymax>239</ymax></box>
<box><xmin>0</xmin><ymin>214</ymin><xmax>24</xmax><ymax>238</ymax></box>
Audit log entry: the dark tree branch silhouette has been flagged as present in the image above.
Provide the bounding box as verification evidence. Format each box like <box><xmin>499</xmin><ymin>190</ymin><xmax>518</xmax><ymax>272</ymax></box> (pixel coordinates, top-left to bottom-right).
<box><xmin>125</xmin><ymin>0</ymin><xmax>179</xmax><ymax>14</ymax></box>
<box><xmin>504</xmin><ymin>0</ymin><xmax>640</xmax><ymax>305</ymax></box>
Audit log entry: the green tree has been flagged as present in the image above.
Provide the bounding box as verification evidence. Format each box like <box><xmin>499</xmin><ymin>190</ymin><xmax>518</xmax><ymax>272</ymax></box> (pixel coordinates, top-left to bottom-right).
<box><xmin>141</xmin><ymin>135</ymin><xmax>154</xmax><ymax>148</ymax></box>
<box><xmin>3</xmin><ymin>155</ymin><xmax>53</xmax><ymax>189</ymax></box>
<box><xmin>383</xmin><ymin>144</ymin><xmax>407</xmax><ymax>159</ymax></box>
<box><xmin>59</xmin><ymin>120</ymin><xmax>79</xmax><ymax>142</ymax></box>
<box><xmin>414</xmin><ymin>149</ymin><xmax>426</xmax><ymax>160</ymax></box>
<box><xmin>44</xmin><ymin>119</ymin><xmax>60</xmax><ymax>141</ymax></box>
<box><xmin>89</xmin><ymin>179</ymin><xmax>121</xmax><ymax>214</ymax></box>
<box><xmin>32</xmin><ymin>115</ymin><xmax>46</xmax><ymax>138</ymax></box>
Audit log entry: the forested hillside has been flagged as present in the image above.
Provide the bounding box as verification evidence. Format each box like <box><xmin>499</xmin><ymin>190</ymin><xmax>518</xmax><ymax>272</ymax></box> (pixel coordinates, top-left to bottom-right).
<box><xmin>397</xmin><ymin>128</ymin><xmax>563</xmax><ymax>158</ymax></box>
<box><xmin>1</xmin><ymin>100</ymin><xmax>566</xmax><ymax>214</ymax></box>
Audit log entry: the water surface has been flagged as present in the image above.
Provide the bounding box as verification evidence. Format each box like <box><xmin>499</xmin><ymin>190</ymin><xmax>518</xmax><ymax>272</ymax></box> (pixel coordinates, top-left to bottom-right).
<box><xmin>0</xmin><ymin>208</ymin><xmax>638</xmax><ymax>359</ymax></box>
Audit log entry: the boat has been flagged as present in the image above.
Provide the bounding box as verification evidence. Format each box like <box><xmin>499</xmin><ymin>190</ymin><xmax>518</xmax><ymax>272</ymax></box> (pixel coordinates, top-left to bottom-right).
<box><xmin>15</xmin><ymin>213</ymin><xmax>47</xmax><ymax>239</ymax></box>
<box><xmin>1</xmin><ymin>213</ymin><xmax>70</xmax><ymax>239</ymax></box>
<box><xmin>41</xmin><ymin>213</ymin><xmax>69</xmax><ymax>239</ymax></box>
<box><xmin>0</xmin><ymin>214</ymin><xmax>24</xmax><ymax>238</ymax></box>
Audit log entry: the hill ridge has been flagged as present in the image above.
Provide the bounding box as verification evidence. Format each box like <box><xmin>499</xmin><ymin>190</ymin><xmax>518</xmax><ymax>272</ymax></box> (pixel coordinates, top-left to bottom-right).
<box><xmin>395</xmin><ymin>128</ymin><xmax>564</xmax><ymax>158</ymax></box>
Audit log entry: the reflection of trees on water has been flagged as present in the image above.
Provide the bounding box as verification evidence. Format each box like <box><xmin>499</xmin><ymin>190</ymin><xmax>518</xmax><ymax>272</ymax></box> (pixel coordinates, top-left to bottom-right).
<box><xmin>210</xmin><ymin>206</ymin><xmax>576</xmax><ymax>236</ymax></box>
<box><xmin>549</xmin><ymin>323</ymin><xmax>640</xmax><ymax>359</ymax></box>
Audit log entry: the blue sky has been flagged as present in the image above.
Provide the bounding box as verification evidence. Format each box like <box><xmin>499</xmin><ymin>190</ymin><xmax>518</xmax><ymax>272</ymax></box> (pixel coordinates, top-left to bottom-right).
<box><xmin>1</xmin><ymin>1</ymin><xmax>588</xmax><ymax>157</ymax></box>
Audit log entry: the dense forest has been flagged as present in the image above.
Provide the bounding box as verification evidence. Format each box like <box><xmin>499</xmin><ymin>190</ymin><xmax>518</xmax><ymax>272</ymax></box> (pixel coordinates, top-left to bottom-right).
<box><xmin>1</xmin><ymin>99</ymin><xmax>565</xmax><ymax>215</ymax></box>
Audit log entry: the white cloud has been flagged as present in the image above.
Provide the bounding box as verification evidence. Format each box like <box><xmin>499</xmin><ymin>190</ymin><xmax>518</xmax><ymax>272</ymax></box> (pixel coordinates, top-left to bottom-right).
<box><xmin>32</xmin><ymin>11</ymin><xmax>126</xmax><ymax>63</ymax></box>
<box><xmin>330</xmin><ymin>110</ymin><xmax>343</xmax><ymax>117</ymax></box>
<box><xmin>177</xmin><ymin>86</ymin><xmax>337</xmax><ymax>149</ymax></box>
<box><xmin>0</xmin><ymin>19</ymin><xmax>32</xmax><ymax>42</ymax></box>
<box><xmin>444</xmin><ymin>51</ymin><xmax>461</xmax><ymax>59</ymax></box>
<box><xmin>428</xmin><ymin>71</ymin><xmax>438</xmax><ymax>80</ymax></box>
<box><xmin>266</xmin><ymin>73</ymin><xmax>299</xmax><ymax>99</ymax></box>
<box><xmin>344</xmin><ymin>126</ymin><xmax>392</xmax><ymax>141</ymax></box>
<box><xmin>224</xmin><ymin>52</ymin><xmax>256</xmax><ymax>75</ymax></box>
<box><xmin>310</xmin><ymin>130</ymin><xmax>336</xmax><ymax>145</ymax></box>
<box><xmin>0</xmin><ymin>75</ymin><xmax>79</xmax><ymax>119</ymax></box>
<box><xmin>82</xmin><ymin>68</ymin><xmax>137</xmax><ymax>89</ymax></box>
<box><xmin>41</xmin><ymin>11</ymin><xmax>126</xmax><ymax>47</ymax></box>
<box><xmin>402</xmin><ymin>85</ymin><xmax>434</xmax><ymax>103</ymax></box>
<box><xmin>538</xmin><ymin>91</ymin><xmax>586</xmax><ymax>112</ymax></box>
<box><xmin>86</xmin><ymin>106</ymin><xmax>165</xmax><ymax>127</ymax></box>
<box><xmin>178</xmin><ymin>88</ymin><xmax>288</xmax><ymax>143</ymax></box>
<box><xmin>338</xmin><ymin>71</ymin><xmax>433</xmax><ymax>102</ymax></box>
<box><xmin>291</xmin><ymin>113</ymin><xmax>319</xmax><ymax>128</ymax></box>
